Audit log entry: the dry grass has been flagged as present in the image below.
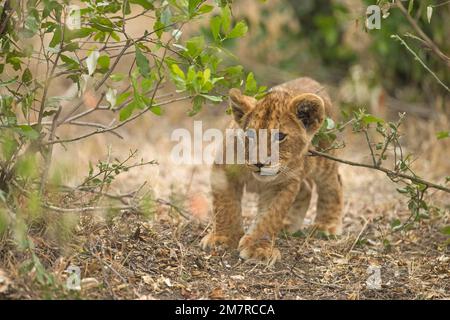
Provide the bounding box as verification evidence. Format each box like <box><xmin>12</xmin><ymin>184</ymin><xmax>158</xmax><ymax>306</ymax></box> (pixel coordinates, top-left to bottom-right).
<box><xmin>1</xmin><ymin>191</ymin><xmax>448</xmax><ymax>300</ymax></box>
<box><xmin>0</xmin><ymin>104</ymin><xmax>449</xmax><ymax>300</ymax></box>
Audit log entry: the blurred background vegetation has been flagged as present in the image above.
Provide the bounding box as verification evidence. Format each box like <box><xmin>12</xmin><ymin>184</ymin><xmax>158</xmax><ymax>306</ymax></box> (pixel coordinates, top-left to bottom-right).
<box><xmin>227</xmin><ymin>0</ymin><xmax>449</xmax><ymax>118</ymax></box>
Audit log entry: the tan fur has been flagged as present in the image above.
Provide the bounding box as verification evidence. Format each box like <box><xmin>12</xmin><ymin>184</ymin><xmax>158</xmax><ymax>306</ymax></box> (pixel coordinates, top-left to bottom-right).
<box><xmin>200</xmin><ymin>78</ymin><xmax>344</xmax><ymax>265</ymax></box>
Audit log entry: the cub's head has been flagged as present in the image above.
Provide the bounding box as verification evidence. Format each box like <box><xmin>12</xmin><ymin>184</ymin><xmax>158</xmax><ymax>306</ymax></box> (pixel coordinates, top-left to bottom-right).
<box><xmin>229</xmin><ymin>88</ymin><xmax>325</xmax><ymax>182</ymax></box>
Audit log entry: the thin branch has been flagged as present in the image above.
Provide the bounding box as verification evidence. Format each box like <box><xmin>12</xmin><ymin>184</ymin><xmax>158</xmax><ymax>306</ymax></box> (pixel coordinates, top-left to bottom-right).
<box><xmin>391</xmin><ymin>35</ymin><xmax>450</xmax><ymax>93</ymax></box>
<box><xmin>94</xmin><ymin>39</ymin><xmax>131</xmax><ymax>91</ymax></box>
<box><xmin>43</xmin><ymin>203</ymin><xmax>137</xmax><ymax>213</ymax></box>
<box><xmin>363</xmin><ymin>129</ymin><xmax>377</xmax><ymax>166</ymax></box>
<box><xmin>45</xmin><ymin>95</ymin><xmax>192</xmax><ymax>145</ymax></box>
<box><xmin>156</xmin><ymin>198</ymin><xmax>191</xmax><ymax>220</ymax></box>
<box><xmin>309</xmin><ymin>149</ymin><xmax>450</xmax><ymax>193</ymax></box>
<box><xmin>395</xmin><ymin>0</ymin><xmax>450</xmax><ymax>67</ymax></box>
<box><xmin>58</xmin><ymin>92</ymin><xmax>107</xmax><ymax>126</ymax></box>
<box><xmin>37</xmin><ymin>14</ymin><xmax>65</xmax><ymax>125</ymax></box>
<box><xmin>39</xmin><ymin>106</ymin><xmax>62</xmax><ymax>195</ymax></box>
<box><xmin>65</xmin><ymin>121</ymin><xmax>124</xmax><ymax>139</ymax></box>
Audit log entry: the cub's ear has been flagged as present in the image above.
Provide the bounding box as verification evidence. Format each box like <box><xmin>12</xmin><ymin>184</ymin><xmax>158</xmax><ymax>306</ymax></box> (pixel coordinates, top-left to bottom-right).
<box><xmin>289</xmin><ymin>93</ymin><xmax>325</xmax><ymax>134</ymax></box>
<box><xmin>229</xmin><ymin>88</ymin><xmax>256</xmax><ymax>125</ymax></box>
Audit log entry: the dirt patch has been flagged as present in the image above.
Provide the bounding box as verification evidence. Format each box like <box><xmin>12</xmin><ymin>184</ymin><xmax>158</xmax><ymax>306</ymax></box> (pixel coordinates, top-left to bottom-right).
<box><xmin>1</xmin><ymin>184</ymin><xmax>448</xmax><ymax>300</ymax></box>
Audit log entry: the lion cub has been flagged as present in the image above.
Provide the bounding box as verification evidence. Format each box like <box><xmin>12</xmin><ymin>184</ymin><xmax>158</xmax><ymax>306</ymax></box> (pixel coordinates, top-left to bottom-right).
<box><xmin>201</xmin><ymin>77</ymin><xmax>343</xmax><ymax>265</ymax></box>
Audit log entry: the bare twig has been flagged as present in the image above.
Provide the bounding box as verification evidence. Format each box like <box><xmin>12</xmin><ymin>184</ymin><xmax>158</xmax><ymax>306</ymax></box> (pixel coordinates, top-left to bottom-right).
<box><xmin>156</xmin><ymin>198</ymin><xmax>191</xmax><ymax>220</ymax></box>
<box><xmin>43</xmin><ymin>203</ymin><xmax>137</xmax><ymax>213</ymax></box>
<box><xmin>346</xmin><ymin>217</ymin><xmax>370</xmax><ymax>257</ymax></box>
<box><xmin>45</xmin><ymin>95</ymin><xmax>192</xmax><ymax>145</ymax></box>
<box><xmin>39</xmin><ymin>106</ymin><xmax>62</xmax><ymax>195</ymax></box>
<box><xmin>363</xmin><ymin>129</ymin><xmax>377</xmax><ymax>166</ymax></box>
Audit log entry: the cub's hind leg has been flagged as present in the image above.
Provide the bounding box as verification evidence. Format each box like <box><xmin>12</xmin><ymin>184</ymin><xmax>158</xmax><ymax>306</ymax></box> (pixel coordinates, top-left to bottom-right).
<box><xmin>313</xmin><ymin>164</ymin><xmax>344</xmax><ymax>235</ymax></box>
<box><xmin>200</xmin><ymin>164</ymin><xmax>245</xmax><ymax>250</ymax></box>
<box><xmin>284</xmin><ymin>180</ymin><xmax>312</xmax><ymax>233</ymax></box>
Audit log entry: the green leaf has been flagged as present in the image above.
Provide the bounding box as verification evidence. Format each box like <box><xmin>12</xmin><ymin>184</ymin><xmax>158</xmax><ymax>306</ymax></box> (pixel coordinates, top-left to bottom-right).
<box><xmin>123</xmin><ymin>0</ymin><xmax>131</xmax><ymax>15</ymax></box>
<box><xmin>110</xmin><ymin>31</ymin><xmax>121</xmax><ymax>42</ymax></box>
<box><xmin>116</xmin><ymin>92</ymin><xmax>132</xmax><ymax>106</ymax></box>
<box><xmin>171</xmin><ymin>64</ymin><xmax>185</xmax><ymax>80</ymax></box>
<box><xmin>210</xmin><ymin>16</ymin><xmax>222</xmax><ymax>41</ymax></box>
<box><xmin>390</xmin><ymin>218</ymin><xmax>402</xmax><ymax>230</ymax></box>
<box><xmin>203</xmin><ymin>68</ymin><xmax>211</xmax><ymax>83</ymax></box>
<box><xmin>21</xmin><ymin>68</ymin><xmax>32</xmax><ymax>84</ymax></box>
<box><xmin>16</xmin><ymin>125</ymin><xmax>39</xmax><ymax>140</ymax></box>
<box><xmin>441</xmin><ymin>225</ymin><xmax>450</xmax><ymax>236</ymax></box>
<box><xmin>227</xmin><ymin>21</ymin><xmax>248</xmax><ymax>39</ymax></box>
<box><xmin>244</xmin><ymin>72</ymin><xmax>257</xmax><ymax>95</ymax></box>
<box><xmin>119</xmin><ymin>101</ymin><xmax>137</xmax><ymax>121</ymax></box>
<box><xmin>362</xmin><ymin>114</ymin><xmax>385</xmax><ymax>125</ymax></box>
<box><xmin>60</xmin><ymin>55</ymin><xmax>79</xmax><ymax>69</ymax></box>
<box><xmin>0</xmin><ymin>77</ymin><xmax>17</xmax><ymax>88</ymax></box>
<box><xmin>135</xmin><ymin>46</ymin><xmax>150</xmax><ymax>77</ymax></box>
<box><xmin>221</xmin><ymin>5</ymin><xmax>231</xmax><ymax>33</ymax></box>
<box><xmin>437</xmin><ymin>131</ymin><xmax>450</xmax><ymax>140</ymax></box>
<box><xmin>97</xmin><ymin>55</ymin><xmax>110</xmax><ymax>69</ymax></box>
<box><xmin>186</xmin><ymin>36</ymin><xmax>205</xmax><ymax>58</ymax></box>
<box><xmin>141</xmin><ymin>77</ymin><xmax>154</xmax><ymax>92</ymax></box>
<box><xmin>198</xmin><ymin>4</ymin><xmax>214</xmax><ymax>15</ymax></box>
<box><xmin>129</xmin><ymin>0</ymin><xmax>155</xmax><ymax>10</ymax></box>
<box><xmin>153</xmin><ymin>20</ymin><xmax>165</xmax><ymax>38</ymax></box>
<box><xmin>110</xmin><ymin>73</ymin><xmax>126</xmax><ymax>82</ymax></box>
<box><xmin>150</xmin><ymin>105</ymin><xmax>162</xmax><ymax>116</ymax></box>
<box><xmin>6</xmin><ymin>56</ymin><xmax>21</xmax><ymax>71</ymax></box>
<box><xmin>408</xmin><ymin>0</ymin><xmax>414</xmax><ymax>14</ymax></box>
<box><xmin>200</xmin><ymin>94</ymin><xmax>223</xmax><ymax>102</ymax></box>
<box><xmin>90</xmin><ymin>17</ymin><xmax>115</xmax><ymax>32</ymax></box>
<box><xmin>188</xmin><ymin>0</ymin><xmax>202</xmax><ymax>16</ymax></box>
<box><xmin>63</xmin><ymin>42</ymin><xmax>79</xmax><ymax>52</ymax></box>
<box><xmin>49</xmin><ymin>26</ymin><xmax>62</xmax><ymax>48</ymax></box>
<box><xmin>65</xmin><ymin>27</ymin><xmax>95</xmax><ymax>42</ymax></box>
<box><xmin>188</xmin><ymin>96</ymin><xmax>204</xmax><ymax>116</ymax></box>
<box><xmin>382</xmin><ymin>239</ymin><xmax>391</xmax><ymax>249</ymax></box>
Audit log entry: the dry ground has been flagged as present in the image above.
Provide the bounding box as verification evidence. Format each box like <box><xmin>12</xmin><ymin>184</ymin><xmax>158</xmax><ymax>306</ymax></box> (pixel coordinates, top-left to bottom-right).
<box><xmin>0</xmin><ymin>100</ymin><xmax>449</xmax><ymax>299</ymax></box>
<box><xmin>1</xmin><ymin>188</ymin><xmax>449</xmax><ymax>300</ymax></box>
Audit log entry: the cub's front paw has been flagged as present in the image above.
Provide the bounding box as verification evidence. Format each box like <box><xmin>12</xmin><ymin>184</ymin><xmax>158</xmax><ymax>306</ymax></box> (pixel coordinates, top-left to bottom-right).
<box><xmin>312</xmin><ymin>221</ymin><xmax>342</xmax><ymax>236</ymax></box>
<box><xmin>200</xmin><ymin>232</ymin><xmax>240</xmax><ymax>250</ymax></box>
<box><xmin>238</xmin><ymin>235</ymin><xmax>281</xmax><ymax>266</ymax></box>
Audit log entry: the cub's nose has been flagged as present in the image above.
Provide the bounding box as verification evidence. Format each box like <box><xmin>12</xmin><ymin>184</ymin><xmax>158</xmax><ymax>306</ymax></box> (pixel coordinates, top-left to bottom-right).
<box><xmin>254</xmin><ymin>162</ymin><xmax>264</xmax><ymax>169</ymax></box>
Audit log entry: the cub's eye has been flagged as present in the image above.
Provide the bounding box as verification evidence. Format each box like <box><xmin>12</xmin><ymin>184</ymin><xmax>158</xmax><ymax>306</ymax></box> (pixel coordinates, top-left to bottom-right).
<box><xmin>274</xmin><ymin>132</ymin><xmax>287</xmax><ymax>141</ymax></box>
